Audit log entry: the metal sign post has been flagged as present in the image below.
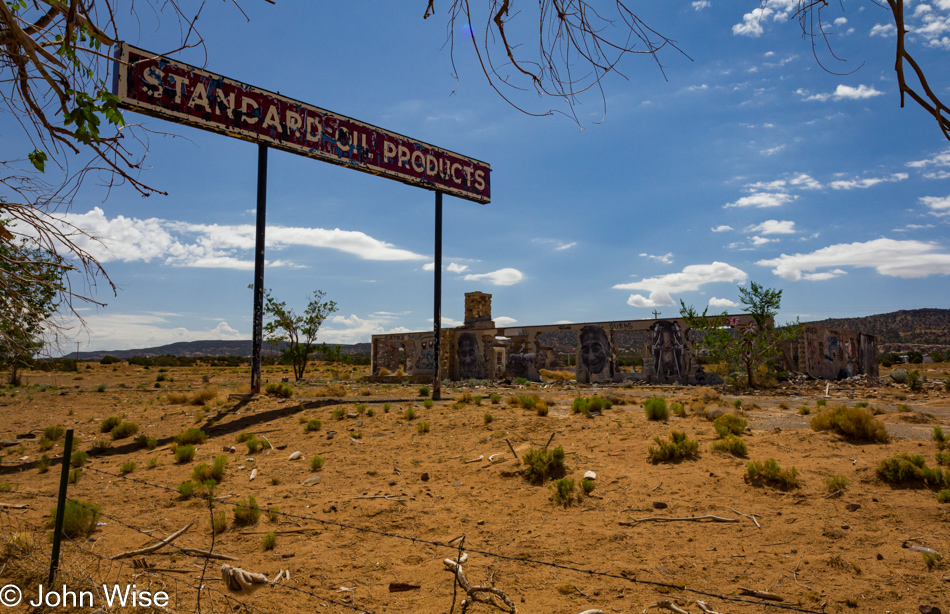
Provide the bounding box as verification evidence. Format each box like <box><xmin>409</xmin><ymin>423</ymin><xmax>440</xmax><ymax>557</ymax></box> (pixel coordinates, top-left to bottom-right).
<box><xmin>432</xmin><ymin>191</ymin><xmax>443</xmax><ymax>400</ymax></box>
<box><xmin>250</xmin><ymin>145</ymin><xmax>268</xmax><ymax>394</ymax></box>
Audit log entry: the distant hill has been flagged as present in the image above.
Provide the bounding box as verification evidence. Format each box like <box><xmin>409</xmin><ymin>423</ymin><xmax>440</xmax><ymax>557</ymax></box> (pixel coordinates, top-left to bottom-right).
<box><xmin>809</xmin><ymin>308</ymin><xmax>950</xmax><ymax>346</ymax></box>
<box><xmin>68</xmin><ymin>339</ymin><xmax>371</xmax><ymax>361</ymax></box>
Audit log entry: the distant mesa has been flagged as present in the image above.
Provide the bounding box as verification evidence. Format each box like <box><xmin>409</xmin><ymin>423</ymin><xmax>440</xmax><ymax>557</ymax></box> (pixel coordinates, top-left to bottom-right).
<box><xmin>64</xmin><ymin>339</ymin><xmax>370</xmax><ymax>361</ymax></box>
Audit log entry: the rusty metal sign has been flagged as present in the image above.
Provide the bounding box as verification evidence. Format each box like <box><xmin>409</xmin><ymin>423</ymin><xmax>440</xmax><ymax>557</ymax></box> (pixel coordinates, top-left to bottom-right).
<box><xmin>112</xmin><ymin>43</ymin><xmax>491</xmax><ymax>204</ymax></box>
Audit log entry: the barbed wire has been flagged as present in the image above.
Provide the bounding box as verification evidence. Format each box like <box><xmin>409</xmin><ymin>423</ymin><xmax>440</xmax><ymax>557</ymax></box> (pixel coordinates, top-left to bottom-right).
<box><xmin>74</xmin><ymin>465</ymin><xmax>827</xmax><ymax>613</ymax></box>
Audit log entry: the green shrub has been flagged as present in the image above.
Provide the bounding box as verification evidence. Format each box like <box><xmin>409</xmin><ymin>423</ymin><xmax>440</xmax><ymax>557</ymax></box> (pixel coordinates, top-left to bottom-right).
<box><xmin>95</xmin><ymin>384</ymin><xmax>107</xmax><ymax>393</ymax></box>
<box><xmin>245</xmin><ymin>437</ymin><xmax>261</xmax><ymax>453</ymax></box>
<box><xmin>332</xmin><ymin>408</ymin><xmax>346</xmax><ymax>420</ymax></box>
<box><xmin>89</xmin><ymin>440</ymin><xmax>111</xmax><ymax>455</ymax></box>
<box><xmin>877</xmin><ymin>453</ymin><xmax>927</xmax><ymax>484</ymax></box>
<box><xmin>68</xmin><ymin>468</ymin><xmax>82</xmax><ymax>484</ymax></box>
<box><xmin>417</xmin><ymin>421</ymin><xmax>431</xmax><ymax>434</ymax></box>
<box><xmin>490</xmin><ymin>394</ymin><xmax>501</xmax><ymax>404</ymax></box>
<box><xmin>854</xmin><ymin>401</ymin><xmax>869</xmax><ymax>408</ymax></box>
<box><xmin>37</xmin><ymin>438</ymin><xmax>54</xmax><ymax>451</ymax></box>
<box><xmin>483</xmin><ymin>413</ymin><xmax>493</xmax><ymax>425</ymax></box>
<box><xmin>671</xmin><ymin>402</ymin><xmax>686</xmax><ymax>418</ymax></box>
<box><xmin>816</xmin><ymin>399</ymin><xmax>828</xmax><ymax>407</ymax></box>
<box><xmin>745</xmin><ymin>458</ymin><xmax>799</xmax><ymax>489</ymax></box>
<box><xmin>43</xmin><ymin>425</ymin><xmax>65</xmax><ymax>440</ymax></box>
<box><xmin>644</xmin><ymin>397</ymin><xmax>669</xmax><ymax>421</ymax></box>
<box><xmin>513</xmin><ymin>377</ymin><xmax>529</xmax><ymax>385</ymax></box>
<box><xmin>366</xmin><ymin>408</ymin><xmax>375</xmax><ymax>417</ymax></box>
<box><xmin>810</xmin><ymin>406</ymin><xmax>889</xmax><ymax>443</ymax></box>
<box><xmin>536</xmin><ymin>403</ymin><xmax>549</xmax><ymax>417</ymax></box>
<box><xmin>944</xmin><ymin>377</ymin><xmax>950</xmax><ymax>392</ymax></box>
<box><xmin>236</xmin><ymin>432</ymin><xmax>252</xmax><ymax>443</ymax></box>
<box><xmin>146</xmin><ymin>457</ymin><xmax>159</xmax><ymax>470</ymax></box>
<box><xmin>264</xmin><ymin>382</ymin><xmax>294</xmax><ymax>398</ymax></box>
<box><xmin>177</xmin><ymin>481</ymin><xmax>195</xmax><ymax>499</ymax></box>
<box><xmin>309</xmin><ymin>455</ymin><xmax>324</xmax><ymax>471</ymax></box>
<box><xmin>937</xmin><ymin>451</ymin><xmax>950</xmax><ymax>466</ymax></box>
<box><xmin>571</xmin><ymin>397</ymin><xmax>590</xmax><ymax>416</ymax></box>
<box><xmin>423</xmin><ymin>399</ymin><xmax>434</xmax><ymax>409</ymax></box>
<box><xmin>211</xmin><ymin>511</ymin><xmax>227</xmax><ymax>534</ymax></box>
<box><xmin>383</xmin><ymin>403</ymin><xmax>391</xmax><ymax>413</ymax></box>
<box><xmin>100</xmin><ymin>416</ymin><xmax>121</xmax><ymax>433</ymax></box>
<box><xmin>355</xmin><ymin>403</ymin><xmax>367</xmax><ymax>414</ymax></box>
<box><xmin>35</xmin><ymin>455</ymin><xmax>51</xmax><ymax>473</ymax></box>
<box><xmin>50</xmin><ymin>499</ymin><xmax>101</xmax><ymax>538</ymax></box>
<box><xmin>262</xmin><ymin>531</ymin><xmax>277</xmax><ymax>550</ymax></box>
<box><xmin>710</xmin><ymin>434</ymin><xmax>747</xmax><ymax>457</ymax></box>
<box><xmin>825</xmin><ymin>475</ymin><xmax>850</xmax><ymax>495</ymax></box>
<box><xmin>267</xmin><ymin>506</ymin><xmax>280</xmax><ymax>523</ymax></box>
<box><xmin>733</xmin><ymin>399</ymin><xmax>743</xmax><ymax>409</ymax></box>
<box><xmin>907</xmin><ymin>370</ymin><xmax>923</xmax><ymax>392</ymax></box>
<box><xmin>713</xmin><ymin>413</ymin><xmax>747</xmax><ymax>438</ymax></box>
<box><xmin>935</xmin><ymin>426</ymin><xmax>948</xmax><ymax>450</ymax></box>
<box><xmin>549</xmin><ymin>478</ymin><xmax>576</xmax><ymax>507</ymax></box>
<box><xmin>522</xmin><ymin>446</ymin><xmax>567</xmax><ymax>485</ymax></box>
<box><xmin>304</xmin><ymin>419</ymin><xmax>322</xmax><ymax>433</ymax></box>
<box><xmin>418</xmin><ymin>386</ymin><xmax>430</xmax><ymax>397</ymax></box>
<box><xmin>233</xmin><ymin>496</ymin><xmax>262</xmax><ymax>525</ymax></box>
<box><xmin>191</xmin><ymin>455</ymin><xmax>227</xmax><ymax>483</ymax></box>
<box><xmin>937</xmin><ymin>489</ymin><xmax>950</xmax><ymax>504</ymax></box>
<box><xmin>472</xmin><ymin>395</ymin><xmax>483</xmax><ymax>406</ymax></box>
<box><xmin>110</xmin><ymin>421</ymin><xmax>139</xmax><ymax>440</ymax></box>
<box><xmin>588</xmin><ymin>396</ymin><xmax>612</xmax><ymax>412</ymax></box>
<box><xmin>174</xmin><ymin>428</ymin><xmax>208</xmax><ymax>445</ymax></box>
<box><xmin>70</xmin><ymin>451</ymin><xmax>89</xmax><ymax>466</ymax></box>
<box><xmin>405</xmin><ymin>407</ymin><xmax>417</xmax><ymax>420</ymax></box>
<box><xmin>174</xmin><ymin>444</ymin><xmax>196</xmax><ymax>463</ymax></box>
<box><xmin>134</xmin><ymin>434</ymin><xmax>158</xmax><ymax>449</ymax></box>
<box><xmin>119</xmin><ymin>461</ymin><xmax>136</xmax><ymax>474</ymax></box>
<box><xmin>648</xmin><ymin>431</ymin><xmax>699</xmax><ymax>463</ymax></box>
<box><xmin>580</xmin><ymin>477</ymin><xmax>595</xmax><ymax>495</ymax></box>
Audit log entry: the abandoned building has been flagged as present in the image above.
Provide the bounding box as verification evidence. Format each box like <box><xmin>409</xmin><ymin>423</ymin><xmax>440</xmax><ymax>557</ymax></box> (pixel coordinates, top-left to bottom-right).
<box><xmin>370</xmin><ymin>292</ymin><xmax>879</xmax><ymax>384</ymax></box>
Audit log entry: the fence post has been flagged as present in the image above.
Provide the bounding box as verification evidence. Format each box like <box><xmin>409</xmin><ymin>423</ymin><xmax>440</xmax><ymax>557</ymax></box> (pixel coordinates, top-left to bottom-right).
<box><xmin>49</xmin><ymin>429</ymin><xmax>74</xmax><ymax>585</ymax></box>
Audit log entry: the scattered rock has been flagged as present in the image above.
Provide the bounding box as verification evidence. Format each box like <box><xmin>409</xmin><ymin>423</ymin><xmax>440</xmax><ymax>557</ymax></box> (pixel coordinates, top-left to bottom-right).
<box><xmin>652</xmin><ymin>501</ymin><xmax>668</xmax><ymax>510</ymax></box>
<box><xmin>919</xmin><ymin>606</ymin><xmax>942</xmax><ymax>614</ymax></box>
<box><xmin>202</xmin><ymin>375</ymin><xmax>211</xmax><ymax>383</ymax></box>
<box><xmin>288</xmin><ymin>451</ymin><xmax>301</xmax><ymax>460</ymax></box>
<box><xmin>372</xmin><ymin>433</ymin><xmax>387</xmax><ymax>438</ymax></box>
<box><xmin>347</xmin><ymin>412</ymin><xmax>358</xmax><ymax>419</ymax></box>
<box><xmin>275</xmin><ymin>443</ymin><xmax>288</xmax><ymax>450</ymax></box>
<box><xmin>890</xmin><ymin>369</ymin><xmax>909</xmax><ymax>384</ymax></box>
<box><xmin>281</xmin><ymin>377</ymin><xmax>290</xmax><ymax>383</ymax></box>
<box><xmin>421</xmin><ymin>472</ymin><xmax>430</xmax><ymax>482</ymax></box>
<box><xmin>389</xmin><ymin>480</ymin><xmax>397</xmax><ymax>486</ymax></box>
<box><xmin>302</xmin><ymin>475</ymin><xmax>322</xmax><ymax>486</ymax></box>
<box><xmin>355</xmin><ymin>420</ymin><xmax>363</xmax><ymax>427</ymax></box>
<box><xmin>877</xmin><ymin>553</ymin><xmax>884</xmax><ymax>560</ymax></box>
<box><xmin>584</xmin><ymin>470</ymin><xmax>597</xmax><ymax>480</ymax></box>
<box><xmin>846</xmin><ymin>503</ymin><xmax>861</xmax><ymax>512</ymax></box>
<box><xmin>705</xmin><ymin>407</ymin><xmax>726</xmax><ymax>420</ymax></box>
<box><xmin>281</xmin><ymin>552</ymin><xmax>295</xmax><ymax>559</ymax></box>
<box><xmin>327</xmin><ymin>431</ymin><xmax>336</xmax><ymax>440</ymax></box>
<box><xmin>454</xmin><ymin>481</ymin><xmax>463</xmax><ymax>487</ymax></box>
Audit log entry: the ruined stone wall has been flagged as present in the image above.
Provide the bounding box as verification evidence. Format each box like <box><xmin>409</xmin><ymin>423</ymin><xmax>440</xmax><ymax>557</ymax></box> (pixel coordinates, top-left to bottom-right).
<box><xmin>464</xmin><ymin>292</ymin><xmax>493</xmax><ymax>327</ymax></box>
<box><xmin>782</xmin><ymin>325</ymin><xmax>878</xmax><ymax>380</ymax></box>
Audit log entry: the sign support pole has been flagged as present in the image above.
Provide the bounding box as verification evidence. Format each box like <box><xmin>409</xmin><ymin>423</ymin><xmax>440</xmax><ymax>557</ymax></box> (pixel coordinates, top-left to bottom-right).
<box><xmin>432</xmin><ymin>190</ymin><xmax>443</xmax><ymax>401</ymax></box>
<box><xmin>251</xmin><ymin>144</ymin><xmax>268</xmax><ymax>394</ymax></box>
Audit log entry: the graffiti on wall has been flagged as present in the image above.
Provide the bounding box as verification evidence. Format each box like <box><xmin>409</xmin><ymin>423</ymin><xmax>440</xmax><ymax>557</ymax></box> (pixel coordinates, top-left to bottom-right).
<box><xmin>456</xmin><ymin>332</ymin><xmax>487</xmax><ymax>379</ymax></box>
<box><xmin>650</xmin><ymin>320</ymin><xmax>687</xmax><ymax>383</ymax></box>
<box><xmin>578</xmin><ymin>324</ymin><xmax>614</xmax><ymax>384</ymax></box>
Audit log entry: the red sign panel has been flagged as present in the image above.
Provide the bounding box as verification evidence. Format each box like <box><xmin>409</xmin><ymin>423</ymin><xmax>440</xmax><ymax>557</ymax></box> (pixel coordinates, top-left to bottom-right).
<box><xmin>113</xmin><ymin>43</ymin><xmax>491</xmax><ymax>204</ymax></box>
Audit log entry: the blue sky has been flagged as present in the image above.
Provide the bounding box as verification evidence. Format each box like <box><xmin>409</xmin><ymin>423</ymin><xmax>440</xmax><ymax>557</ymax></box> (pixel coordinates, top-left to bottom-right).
<box><xmin>8</xmin><ymin>1</ymin><xmax>950</xmax><ymax>352</ymax></box>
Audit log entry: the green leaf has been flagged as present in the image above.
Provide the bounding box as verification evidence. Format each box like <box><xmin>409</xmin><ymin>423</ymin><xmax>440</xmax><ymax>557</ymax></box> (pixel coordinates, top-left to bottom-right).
<box><xmin>28</xmin><ymin>150</ymin><xmax>47</xmax><ymax>173</ymax></box>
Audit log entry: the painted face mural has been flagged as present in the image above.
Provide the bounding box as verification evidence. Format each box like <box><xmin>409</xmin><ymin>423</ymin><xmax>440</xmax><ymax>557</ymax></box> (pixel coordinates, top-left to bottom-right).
<box><xmin>456</xmin><ymin>332</ymin><xmax>482</xmax><ymax>378</ymax></box>
<box><xmin>650</xmin><ymin>320</ymin><xmax>687</xmax><ymax>382</ymax></box>
<box><xmin>580</xmin><ymin>325</ymin><xmax>610</xmax><ymax>375</ymax></box>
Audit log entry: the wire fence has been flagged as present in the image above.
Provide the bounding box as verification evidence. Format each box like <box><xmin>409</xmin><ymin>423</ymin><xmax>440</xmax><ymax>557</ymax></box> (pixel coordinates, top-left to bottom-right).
<box><xmin>0</xmin><ymin>460</ymin><xmax>830</xmax><ymax>614</ymax></box>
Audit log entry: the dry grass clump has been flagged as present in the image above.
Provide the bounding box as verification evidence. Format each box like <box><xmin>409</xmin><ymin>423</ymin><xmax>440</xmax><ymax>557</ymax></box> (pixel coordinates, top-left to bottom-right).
<box><xmin>264</xmin><ymin>382</ymin><xmax>293</xmax><ymax>398</ymax></box>
<box><xmin>695</xmin><ymin>387</ymin><xmax>722</xmax><ymax>404</ymax></box>
<box><xmin>648</xmin><ymin>430</ymin><xmax>699</xmax><ymax>463</ymax></box>
<box><xmin>549</xmin><ymin>478</ymin><xmax>576</xmax><ymax>507</ymax></box>
<box><xmin>713</xmin><ymin>413</ymin><xmax>747</xmax><ymax>438</ymax></box>
<box><xmin>539</xmin><ymin>369</ymin><xmax>574</xmax><ymax>382</ymax></box>
<box><xmin>710</xmin><ymin>435</ymin><xmax>747</xmax><ymax>457</ymax></box>
<box><xmin>877</xmin><ymin>453</ymin><xmax>947</xmax><ymax>489</ymax></box>
<box><xmin>509</xmin><ymin>394</ymin><xmax>546</xmax><ymax>412</ymax></box>
<box><xmin>811</xmin><ymin>406</ymin><xmax>889</xmax><ymax>443</ymax></box>
<box><xmin>314</xmin><ymin>383</ymin><xmax>347</xmax><ymax>397</ymax></box>
<box><xmin>745</xmin><ymin>458</ymin><xmax>799</xmax><ymax>490</ymax></box>
<box><xmin>643</xmin><ymin>396</ymin><xmax>669</xmax><ymax>421</ymax></box>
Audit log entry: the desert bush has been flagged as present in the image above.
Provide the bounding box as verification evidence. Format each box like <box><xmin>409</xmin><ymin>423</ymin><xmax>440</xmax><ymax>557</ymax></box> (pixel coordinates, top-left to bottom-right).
<box><xmin>174</xmin><ymin>428</ymin><xmax>208</xmax><ymax>445</ymax></box>
<box><xmin>35</xmin><ymin>455</ymin><xmax>50</xmax><ymax>473</ymax></box>
<box><xmin>37</xmin><ymin>438</ymin><xmax>54</xmax><ymax>451</ymax></box>
<box><xmin>713</xmin><ymin>413</ymin><xmax>747</xmax><ymax>438</ymax></box>
<box><xmin>110</xmin><ymin>421</ymin><xmax>139</xmax><ymax>440</ymax></box>
<box><xmin>50</xmin><ymin>499</ymin><xmax>101</xmax><ymax>538</ymax></box>
<box><xmin>166</xmin><ymin>391</ymin><xmax>189</xmax><ymax>404</ymax></box>
<box><xmin>423</xmin><ymin>399</ymin><xmax>434</xmax><ymax>409</ymax></box>
<box><xmin>810</xmin><ymin>406</ymin><xmax>889</xmax><ymax>443</ymax></box>
<box><xmin>710</xmin><ymin>435</ymin><xmax>747</xmax><ymax>457</ymax></box>
<box><xmin>540</xmin><ymin>369</ymin><xmax>574</xmax><ymax>382</ymax></box>
<box><xmin>535</xmin><ymin>401</ymin><xmax>549</xmax><ymax>417</ymax></box>
<box><xmin>648</xmin><ymin>430</ymin><xmax>699</xmax><ymax>463</ymax></box>
<box><xmin>177</xmin><ymin>481</ymin><xmax>195</xmax><ymax>499</ymax></box>
<box><xmin>490</xmin><ymin>393</ymin><xmax>501</xmax><ymax>404</ymax></box>
<box><xmin>513</xmin><ymin>377</ymin><xmax>529</xmax><ymax>385</ymax></box>
<box><xmin>264</xmin><ymin>382</ymin><xmax>293</xmax><ymax>398</ymax></box>
<box><xmin>304</xmin><ymin>419</ymin><xmax>322</xmax><ymax>433</ymax></box>
<box><xmin>70</xmin><ymin>451</ymin><xmax>89</xmax><ymax>466</ymax></box>
<box><xmin>825</xmin><ymin>475</ymin><xmax>850</xmax><ymax>495</ymax></box>
<box><xmin>245</xmin><ymin>437</ymin><xmax>261</xmax><ymax>453</ymax></box>
<box><xmin>745</xmin><ymin>458</ymin><xmax>799</xmax><ymax>489</ymax></box>
<box><xmin>192</xmin><ymin>456</ymin><xmax>228</xmax><ymax>483</ymax></box>
<box><xmin>549</xmin><ymin>478</ymin><xmax>576</xmax><ymax>507</ymax></box>
<box><xmin>134</xmin><ymin>434</ymin><xmax>158</xmax><ymax>449</ymax></box>
<box><xmin>733</xmin><ymin>399</ymin><xmax>743</xmax><ymax>409</ymax></box>
<box><xmin>644</xmin><ymin>396</ymin><xmax>669</xmax><ymax>421</ymax></box>
<box><xmin>174</xmin><ymin>445</ymin><xmax>196</xmax><ymax>463</ymax></box>
<box><xmin>262</xmin><ymin>531</ymin><xmax>277</xmax><ymax>550</ymax></box>
<box><xmin>233</xmin><ymin>496</ymin><xmax>262</xmax><ymax>525</ymax></box>
<box><xmin>404</xmin><ymin>407</ymin><xmax>417</xmax><ymax>420</ymax></box>
<box><xmin>935</xmin><ymin>426</ymin><xmax>948</xmax><ymax>450</ymax></box>
<box><xmin>937</xmin><ymin>451</ymin><xmax>950</xmax><ymax>466</ymax></box>
<box><xmin>580</xmin><ymin>477</ymin><xmax>595</xmax><ymax>495</ymax></box>
<box><xmin>571</xmin><ymin>397</ymin><xmax>589</xmax><ymax>416</ymax></box>
<box><xmin>309</xmin><ymin>455</ymin><xmax>324</xmax><ymax>471</ymax></box>
<box><xmin>211</xmin><ymin>511</ymin><xmax>227</xmax><ymax>534</ymax></box>
<box><xmin>100</xmin><ymin>416</ymin><xmax>121</xmax><ymax>433</ymax></box>
<box><xmin>816</xmin><ymin>398</ymin><xmax>828</xmax><ymax>407</ymax></box>
<box><xmin>267</xmin><ymin>506</ymin><xmax>280</xmax><ymax>522</ymax></box>
<box><xmin>798</xmin><ymin>406</ymin><xmax>812</xmax><ymax>416</ymax></box>
<box><xmin>877</xmin><ymin>453</ymin><xmax>947</xmax><ymax>489</ymax></box>
<box><xmin>95</xmin><ymin>384</ymin><xmax>107</xmax><ymax>392</ymax></box>
<box><xmin>671</xmin><ymin>402</ymin><xmax>686</xmax><ymax>418</ymax></box>
<box><xmin>68</xmin><ymin>468</ymin><xmax>82</xmax><ymax>484</ymax></box>
<box><xmin>119</xmin><ymin>461</ymin><xmax>136</xmax><ymax>474</ymax></box>
<box><xmin>236</xmin><ymin>432</ymin><xmax>253</xmax><ymax>443</ymax></box>
<box><xmin>908</xmin><ymin>370</ymin><xmax>923</xmax><ymax>393</ymax></box>
<box><xmin>483</xmin><ymin>413</ymin><xmax>493</xmax><ymax>425</ymax></box>
<box><xmin>89</xmin><ymin>441</ymin><xmax>111</xmax><ymax>456</ymax></box>
<box><xmin>332</xmin><ymin>408</ymin><xmax>346</xmax><ymax>420</ymax></box>
<box><xmin>355</xmin><ymin>403</ymin><xmax>367</xmax><ymax>414</ymax></box>
<box><xmin>522</xmin><ymin>446</ymin><xmax>567</xmax><ymax>485</ymax></box>
<box><xmin>937</xmin><ymin>490</ymin><xmax>950</xmax><ymax>504</ymax></box>
<box><xmin>417</xmin><ymin>421</ymin><xmax>431</xmax><ymax>434</ymax></box>
<box><xmin>512</xmin><ymin>394</ymin><xmax>542</xmax><ymax>411</ymax></box>
<box><xmin>43</xmin><ymin>425</ymin><xmax>65</xmax><ymax>440</ymax></box>
<box><xmin>472</xmin><ymin>395</ymin><xmax>483</xmax><ymax>406</ymax></box>
<box><xmin>418</xmin><ymin>386</ymin><xmax>430</xmax><ymax>397</ymax></box>
<box><xmin>146</xmin><ymin>457</ymin><xmax>159</xmax><ymax>469</ymax></box>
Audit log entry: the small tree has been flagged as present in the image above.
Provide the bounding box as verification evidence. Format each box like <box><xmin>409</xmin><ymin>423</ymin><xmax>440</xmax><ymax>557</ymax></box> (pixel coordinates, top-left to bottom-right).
<box><xmin>0</xmin><ymin>227</ymin><xmax>63</xmax><ymax>385</ymax></box>
<box><xmin>680</xmin><ymin>282</ymin><xmax>801</xmax><ymax>389</ymax></box>
<box><xmin>262</xmin><ymin>289</ymin><xmax>337</xmax><ymax>381</ymax></box>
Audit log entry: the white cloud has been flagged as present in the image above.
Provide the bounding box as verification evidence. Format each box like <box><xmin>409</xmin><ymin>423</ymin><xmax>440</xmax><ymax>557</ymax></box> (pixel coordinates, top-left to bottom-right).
<box><xmin>493</xmin><ymin>316</ymin><xmax>517</xmax><ymax>327</ymax></box>
<box><xmin>724</xmin><ymin>192</ymin><xmax>796</xmax><ymax>208</ymax></box>
<box><xmin>870</xmin><ymin>23</ymin><xmax>897</xmax><ymax>37</ymax></box>
<box><xmin>447</xmin><ymin>262</ymin><xmax>470</xmax><ymax>273</ymax></box>
<box><xmin>921</xmin><ymin>195</ymin><xmax>950</xmax><ymax>216</ymax></box>
<box><xmin>789</xmin><ymin>173</ymin><xmax>822</xmax><ymax>189</ymax></box>
<box><xmin>462</xmin><ymin>268</ymin><xmax>525</xmax><ymax>286</ymax></box>
<box><xmin>556</xmin><ymin>242</ymin><xmax>577</xmax><ymax>251</ymax></box>
<box><xmin>711</xmin><ymin>225</ymin><xmax>734</xmax><ymax>232</ymax></box>
<box><xmin>532</xmin><ymin>238</ymin><xmax>577</xmax><ymax>251</ymax></box>
<box><xmin>640</xmin><ymin>252</ymin><xmax>674</xmax><ymax>264</ymax></box>
<box><xmin>41</xmin><ymin>207</ymin><xmax>427</xmax><ymax>271</ymax></box>
<box><xmin>760</xmin><ymin>144</ymin><xmax>786</xmax><ymax>156</ymax></box>
<box><xmin>687</xmin><ymin>84</ymin><xmax>709</xmax><ymax>92</ymax></box>
<box><xmin>692</xmin><ymin>0</ymin><xmax>711</xmax><ymax>10</ymax></box>
<box><xmin>745</xmin><ymin>179</ymin><xmax>788</xmax><ymax>190</ymax></box>
<box><xmin>829</xmin><ymin>173</ymin><xmax>908</xmax><ymax>190</ymax></box>
<box><xmin>803</xmin><ymin>84</ymin><xmax>884</xmax><ymax>102</ymax></box>
<box><xmin>613</xmin><ymin>262</ymin><xmax>749</xmax><ymax>306</ymax></box>
<box><xmin>834</xmin><ymin>17</ymin><xmax>848</xmax><ymax>26</ymax></box>
<box><xmin>733</xmin><ymin>7</ymin><xmax>773</xmax><ymax>37</ymax></box>
<box><xmin>802</xmin><ymin>269</ymin><xmax>848</xmax><ymax>281</ymax></box>
<box><xmin>321</xmin><ymin>314</ymin><xmax>412</xmax><ymax>344</ymax></box>
<box><xmin>748</xmin><ymin>219</ymin><xmax>797</xmax><ymax>235</ymax></box>
<box><xmin>908</xmin><ymin>149</ymin><xmax>950</xmax><ymax>179</ymax></box>
<box><xmin>757</xmin><ymin>238</ymin><xmax>950</xmax><ymax>280</ymax></box>
<box><xmin>66</xmin><ymin>313</ymin><xmax>247</xmax><ymax>352</ymax></box>
<box><xmin>750</xmin><ymin>236</ymin><xmax>778</xmax><ymax>246</ymax></box>
<box><xmin>894</xmin><ymin>223</ymin><xmax>936</xmax><ymax>232</ymax></box>
<box><xmin>708</xmin><ymin>297</ymin><xmax>739</xmax><ymax>308</ymax></box>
